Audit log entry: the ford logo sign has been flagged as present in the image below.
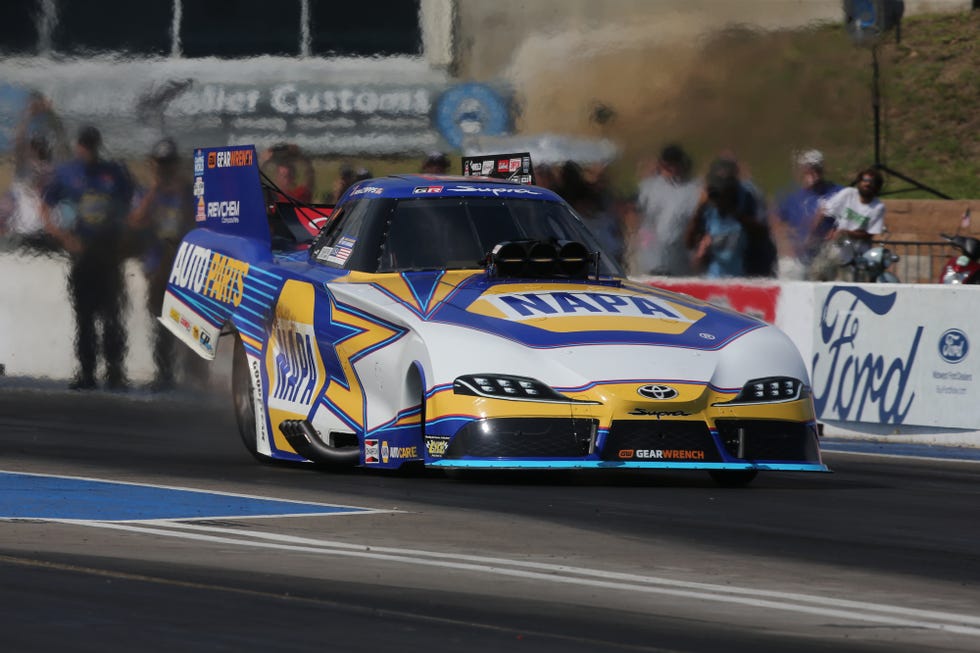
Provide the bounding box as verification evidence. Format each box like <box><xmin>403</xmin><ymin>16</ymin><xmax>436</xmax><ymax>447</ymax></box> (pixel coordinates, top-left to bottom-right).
<box><xmin>938</xmin><ymin>329</ymin><xmax>969</xmax><ymax>364</ymax></box>
<box><xmin>637</xmin><ymin>384</ymin><xmax>679</xmax><ymax>400</ymax></box>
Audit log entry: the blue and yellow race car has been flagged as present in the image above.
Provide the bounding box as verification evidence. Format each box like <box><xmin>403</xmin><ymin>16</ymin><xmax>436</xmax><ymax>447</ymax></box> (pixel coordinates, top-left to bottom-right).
<box><xmin>161</xmin><ymin>145</ymin><xmax>827</xmax><ymax>486</ymax></box>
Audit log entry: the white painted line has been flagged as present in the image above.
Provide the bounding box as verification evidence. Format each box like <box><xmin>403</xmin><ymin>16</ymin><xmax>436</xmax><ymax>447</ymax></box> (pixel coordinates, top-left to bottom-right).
<box><xmin>820</xmin><ymin>450</ymin><xmax>980</xmax><ymax>465</ymax></box>
<box><xmin>78</xmin><ymin>520</ymin><xmax>980</xmax><ymax>637</ymax></box>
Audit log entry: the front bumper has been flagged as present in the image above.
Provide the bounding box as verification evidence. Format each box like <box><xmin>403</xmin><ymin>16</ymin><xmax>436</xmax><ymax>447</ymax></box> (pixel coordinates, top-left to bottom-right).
<box><xmin>427</xmin><ymin>415</ymin><xmax>828</xmax><ymax>472</ymax></box>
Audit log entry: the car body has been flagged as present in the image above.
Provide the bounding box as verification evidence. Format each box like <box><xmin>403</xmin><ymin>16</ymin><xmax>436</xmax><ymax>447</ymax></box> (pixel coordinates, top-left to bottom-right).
<box><xmin>162</xmin><ymin>145</ymin><xmax>828</xmax><ymax>485</ymax></box>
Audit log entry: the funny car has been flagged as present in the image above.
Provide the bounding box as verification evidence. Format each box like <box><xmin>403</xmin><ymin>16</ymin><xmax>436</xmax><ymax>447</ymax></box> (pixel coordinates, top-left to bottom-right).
<box><xmin>161</xmin><ymin>145</ymin><xmax>828</xmax><ymax>486</ymax></box>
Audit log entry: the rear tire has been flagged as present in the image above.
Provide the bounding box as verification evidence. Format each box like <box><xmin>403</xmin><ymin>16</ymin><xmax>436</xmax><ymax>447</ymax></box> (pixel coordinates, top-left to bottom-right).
<box><xmin>708</xmin><ymin>469</ymin><xmax>758</xmax><ymax>488</ymax></box>
<box><xmin>232</xmin><ymin>333</ymin><xmax>272</xmax><ymax>463</ymax></box>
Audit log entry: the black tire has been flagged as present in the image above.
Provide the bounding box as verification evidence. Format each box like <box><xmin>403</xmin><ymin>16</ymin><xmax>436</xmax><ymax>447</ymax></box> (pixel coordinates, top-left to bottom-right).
<box><xmin>708</xmin><ymin>469</ymin><xmax>758</xmax><ymax>488</ymax></box>
<box><xmin>231</xmin><ymin>333</ymin><xmax>272</xmax><ymax>463</ymax></box>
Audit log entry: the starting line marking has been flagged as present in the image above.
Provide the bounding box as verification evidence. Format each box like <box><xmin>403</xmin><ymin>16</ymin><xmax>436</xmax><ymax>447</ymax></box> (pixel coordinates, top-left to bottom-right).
<box><xmin>0</xmin><ymin>470</ymin><xmax>389</xmax><ymax>522</ymax></box>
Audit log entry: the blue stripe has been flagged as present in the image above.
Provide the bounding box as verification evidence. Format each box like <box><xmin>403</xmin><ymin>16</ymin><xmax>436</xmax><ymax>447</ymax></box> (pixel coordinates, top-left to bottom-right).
<box><xmin>0</xmin><ymin>472</ymin><xmax>371</xmax><ymax>521</ymax></box>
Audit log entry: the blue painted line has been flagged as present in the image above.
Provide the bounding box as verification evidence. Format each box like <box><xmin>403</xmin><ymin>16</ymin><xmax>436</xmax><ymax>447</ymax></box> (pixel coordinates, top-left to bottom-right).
<box><xmin>820</xmin><ymin>439</ymin><xmax>980</xmax><ymax>462</ymax></box>
<box><xmin>0</xmin><ymin>472</ymin><xmax>373</xmax><ymax>522</ymax></box>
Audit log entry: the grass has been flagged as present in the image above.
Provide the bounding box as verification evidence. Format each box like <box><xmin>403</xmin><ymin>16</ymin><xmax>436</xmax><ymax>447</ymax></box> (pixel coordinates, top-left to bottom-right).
<box><xmin>515</xmin><ymin>10</ymin><xmax>978</xmax><ymax>201</ymax></box>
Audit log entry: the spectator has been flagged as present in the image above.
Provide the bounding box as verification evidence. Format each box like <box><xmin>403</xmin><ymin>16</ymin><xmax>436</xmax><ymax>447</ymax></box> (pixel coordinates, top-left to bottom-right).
<box><xmin>421</xmin><ymin>151</ymin><xmax>451</xmax><ymax>174</ymax></box>
<box><xmin>559</xmin><ymin>160</ymin><xmax>624</xmax><ymax>266</ymax></box>
<box><xmin>629</xmin><ymin>144</ymin><xmax>700</xmax><ymax>276</ymax></box>
<box><xmin>13</xmin><ymin>91</ymin><xmax>69</xmax><ymax>182</ymax></box>
<box><xmin>328</xmin><ymin>163</ymin><xmax>356</xmax><ymax>203</ymax></box>
<box><xmin>809</xmin><ymin>167</ymin><xmax>887</xmax><ymax>280</ymax></box>
<box><xmin>0</xmin><ymin>134</ymin><xmax>57</xmax><ymax>250</ymax></box>
<box><xmin>772</xmin><ymin>149</ymin><xmax>842</xmax><ymax>276</ymax></box>
<box><xmin>41</xmin><ymin>125</ymin><xmax>134</xmax><ymax>390</ymax></box>
<box><xmin>685</xmin><ymin>157</ymin><xmax>759</xmax><ymax>278</ymax></box>
<box><xmin>128</xmin><ymin>137</ymin><xmax>206</xmax><ymax>392</ymax></box>
<box><xmin>533</xmin><ymin>162</ymin><xmax>558</xmax><ymax>191</ymax></box>
<box><xmin>261</xmin><ymin>143</ymin><xmax>314</xmax><ymax>203</ymax></box>
<box><xmin>724</xmin><ymin>154</ymin><xmax>777</xmax><ymax>278</ymax></box>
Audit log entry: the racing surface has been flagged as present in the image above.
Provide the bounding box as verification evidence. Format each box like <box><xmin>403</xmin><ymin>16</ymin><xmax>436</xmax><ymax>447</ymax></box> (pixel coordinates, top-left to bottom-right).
<box><xmin>1</xmin><ymin>384</ymin><xmax>978</xmax><ymax>652</ymax></box>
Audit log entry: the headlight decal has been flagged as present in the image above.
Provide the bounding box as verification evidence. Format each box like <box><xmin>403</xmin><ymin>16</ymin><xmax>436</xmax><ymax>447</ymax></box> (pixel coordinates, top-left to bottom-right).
<box><xmin>713</xmin><ymin>376</ymin><xmax>808</xmax><ymax>406</ymax></box>
<box><xmin>453</xmin><ymin>374</ymin><xmax>600</xmax><ymax>404</ymax></box>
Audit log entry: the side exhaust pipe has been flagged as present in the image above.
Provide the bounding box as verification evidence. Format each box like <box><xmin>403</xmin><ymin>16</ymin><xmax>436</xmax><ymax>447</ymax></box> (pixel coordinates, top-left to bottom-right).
<box><xmin>279</xmin><ymin>420</ymin><xmax>360</xmax><ymax>466</ymax></box>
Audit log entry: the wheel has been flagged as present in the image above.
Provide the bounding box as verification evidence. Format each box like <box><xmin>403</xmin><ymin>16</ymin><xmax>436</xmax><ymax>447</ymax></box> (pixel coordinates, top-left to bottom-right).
<box><xmin>231</xmin><ymin>333</ymin><xmax>272</xmax><ymax>462</ymax></box>
<box><xmin>708</xmin><ymin>469</ymin><xmax>758</xmax><ymax>488</ymax></box>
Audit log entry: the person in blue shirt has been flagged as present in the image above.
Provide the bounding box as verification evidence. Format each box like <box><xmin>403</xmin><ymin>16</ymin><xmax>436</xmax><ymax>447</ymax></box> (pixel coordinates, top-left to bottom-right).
<box><xmin>42</xmin><ymin>125</ymin><xmax>134</xmax><ymax>390</ymax></box>
<box><xmin>129</xmin><ymin>137</ymin><xmax>204</xmax><ymax>392</ymax></box>
<box><xmin>773</xmin><ymin>149</ymin><xmax>842</xmax><ymax>274</ymax></box>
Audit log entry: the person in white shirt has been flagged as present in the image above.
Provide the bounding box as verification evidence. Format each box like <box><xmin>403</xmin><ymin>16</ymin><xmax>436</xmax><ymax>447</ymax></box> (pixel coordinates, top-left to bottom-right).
<box><xmin>809</xmin><ymin>167</ymin><xmax>887</xmax><ymax>280</ymax></box>
<box><xmin>824</xmin><ymin>167</ymin><xmax>886</xmax><ymax>241</ymax></box>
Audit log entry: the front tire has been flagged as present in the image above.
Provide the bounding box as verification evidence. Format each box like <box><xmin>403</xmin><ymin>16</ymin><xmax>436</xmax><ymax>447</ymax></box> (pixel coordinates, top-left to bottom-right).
<box><xmin>232</xmin><ymin>333</ymin><xmax>272</xmax><ymax>463</ymax></box>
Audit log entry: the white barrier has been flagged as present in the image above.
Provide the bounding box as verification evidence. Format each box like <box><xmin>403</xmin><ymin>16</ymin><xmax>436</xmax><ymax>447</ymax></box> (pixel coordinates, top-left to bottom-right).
<box><xmin>2</xmin><ymin>251</ymin><xmax>977</xmax><ymax>446</ymax></box>
<box><xmin>649</xmin><ymin>276</ymin><xmax>980</xmax><ymax>447</ymax></box>
<box><xmin>0</xmin><ymin>249</ymin><xmax>232</xmax><ymax>387</ymax></box>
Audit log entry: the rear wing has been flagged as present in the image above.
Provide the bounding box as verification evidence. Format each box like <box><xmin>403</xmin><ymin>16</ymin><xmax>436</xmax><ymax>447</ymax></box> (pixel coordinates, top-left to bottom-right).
<box><xmin>193</xmin><ymin>144</ymin><xmax>333</xmax><ymax>248</ymax></box>
<box><xmin>193</xmin><ymin>145</ymin><xmax>270</xmax><ymax>244</ymax></box>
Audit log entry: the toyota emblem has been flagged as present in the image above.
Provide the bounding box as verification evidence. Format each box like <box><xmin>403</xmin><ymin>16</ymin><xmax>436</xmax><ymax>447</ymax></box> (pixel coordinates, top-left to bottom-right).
<box><xmin>637</xmin><ymin>384</ymin><xmax>679</xmax><ymax>400</ymax></box>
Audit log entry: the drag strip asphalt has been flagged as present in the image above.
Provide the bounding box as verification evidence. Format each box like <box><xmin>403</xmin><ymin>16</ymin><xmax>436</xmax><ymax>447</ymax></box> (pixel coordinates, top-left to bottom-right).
<box><xmin>0</xmin><ymin>386</ymin><xmax>978</xmax><ymax>652</ymax></box>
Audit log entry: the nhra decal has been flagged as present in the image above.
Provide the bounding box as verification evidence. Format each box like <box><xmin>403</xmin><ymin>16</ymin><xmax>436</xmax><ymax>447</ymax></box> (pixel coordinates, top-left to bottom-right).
<box><xmin>168</xmin><ymin>241</ymin><xmax>250</xmax><ymax>307</ymax></box>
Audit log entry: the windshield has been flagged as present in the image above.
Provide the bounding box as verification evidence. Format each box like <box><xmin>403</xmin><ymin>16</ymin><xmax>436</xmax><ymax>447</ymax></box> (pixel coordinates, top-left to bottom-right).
<box><xmin>376</xmin><ymin>197</ymin><xmax>623</xmax><ymax>275</ymax></box>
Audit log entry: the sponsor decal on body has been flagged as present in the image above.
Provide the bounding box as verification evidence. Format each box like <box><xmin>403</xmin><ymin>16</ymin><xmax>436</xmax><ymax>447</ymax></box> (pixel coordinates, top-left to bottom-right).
<box><xmin>365</xmin><ymin>438</ymin><xmax>380</xmax><ymax>464</ymax></box>
<box><xmin>627</xmin><ymin>408</ymin><xmax>691</xmax><ymax>417</ymax></box>
<box><xmin>267</xmin><ymin>320</ymin><xmax>323</xmax><ymax>414</ymax></box>
<box><xmin>169</xmin><ymin>241</ymin><xmax>250</xmax><ymax>307</ymax></box>
<box><xmin>208</xmin><ymin>148</ymin><xmax>254</xmax><ymax>169</ymax></box>
<box><xmin>425</xmin><ymin>436</ymin><xmax>450</xmax><ymax>458</ymax></box>
<box><xmin>248</xmin><ymin>356</ymin><xmax>270</xmax><ymax>454</ymax></box>
<box><xmin>207</xmin><ymin>200</ymin><xmax>241</xmax><ymax>224</ymax></box>
<box><xmin>618</xmin><ymin>449</ymin><xmax>706</xmax><ymax>460</ymax></box>
<box><xmin>636</xmin><ymin>384</ymin><xmax>679</xmax><ymax>400</ymax></box>
<box><xmin>488</xmin><ymin>291</ymin><xmax>692</xmax><ymax>321</ymax></box>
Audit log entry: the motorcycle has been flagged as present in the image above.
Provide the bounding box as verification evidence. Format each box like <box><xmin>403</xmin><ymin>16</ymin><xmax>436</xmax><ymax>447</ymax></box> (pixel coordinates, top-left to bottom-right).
<box><xmin>837</xmin><ymin>236</ymin><xmax>901</xmax><ymax>283</ymax></box>
<box><xmin>939</xmin><ymin>210</ymin><xmax>980</xmax><ymax>284</ymax></box>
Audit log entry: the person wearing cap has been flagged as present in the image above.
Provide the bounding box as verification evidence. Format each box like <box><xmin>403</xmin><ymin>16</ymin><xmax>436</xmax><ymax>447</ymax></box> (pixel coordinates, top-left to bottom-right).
<box><xmin>129</xmin><ymin>137</ymin><xmax>204</xmax><ymax>391</ymax></box>
<box><xmin>41</xmin><ymin>125</ymin><xmax>134</xmax><ymax>390</ymax></box>
<box><xmin>421</xmin><ymin>151</ymin><xmax>450</xmax><ymax>175</ymax></box>
<box><xmin>773</xmin><ymin>149</ymin><xmax>843</xmax><ymax>275</ymax></box>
